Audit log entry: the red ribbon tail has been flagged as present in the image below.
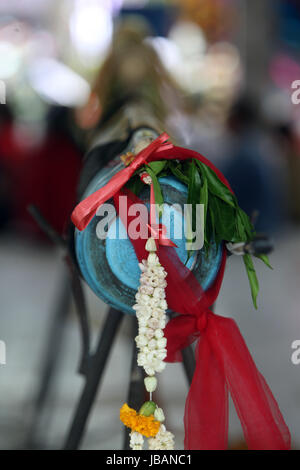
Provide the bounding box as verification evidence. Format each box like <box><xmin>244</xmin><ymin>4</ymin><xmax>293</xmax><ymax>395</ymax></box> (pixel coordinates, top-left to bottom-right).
<box><xmin>204</xmin><ymin>313</ymin><xmax>291</xmax><ymax>450</ymax></box>
<box><xmin>185</xmin><ymin>329</ymin><xmax>229</xmax><ymax>450</ymax></box>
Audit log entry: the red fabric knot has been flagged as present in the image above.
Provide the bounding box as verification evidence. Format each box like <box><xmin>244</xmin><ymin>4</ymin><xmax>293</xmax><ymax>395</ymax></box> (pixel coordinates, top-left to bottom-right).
<box><xmin>196</xmin><ymin>312</ymin><xmax>208</xmax><ymax>333</ymax></box>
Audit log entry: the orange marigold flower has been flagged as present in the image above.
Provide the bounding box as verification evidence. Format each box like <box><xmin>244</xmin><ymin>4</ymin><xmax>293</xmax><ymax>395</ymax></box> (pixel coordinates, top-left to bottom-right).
<box><xmin>120</xmin><ymin>403</ymin><xmax>160</xmax><ymax>438</ymax></box>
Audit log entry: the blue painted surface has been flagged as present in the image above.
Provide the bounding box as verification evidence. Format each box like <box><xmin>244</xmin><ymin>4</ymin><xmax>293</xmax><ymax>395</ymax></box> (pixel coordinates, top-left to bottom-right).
<box><xmin>75</xmin><ymin>167</ymin><xmax>222</xmax><ymax>314</ymax></box>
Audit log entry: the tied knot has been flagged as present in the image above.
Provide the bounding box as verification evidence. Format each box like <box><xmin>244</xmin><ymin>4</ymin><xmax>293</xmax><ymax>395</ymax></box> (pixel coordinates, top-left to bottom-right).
<box><xmin>120</xmin><ymin>152</ymin><xmax>135</xmax><ymax>166</ymax></box>
<box><xmin>196</xmin><ymin>312</ymin><xmax>208</xmax><ymax>333</ymax></box>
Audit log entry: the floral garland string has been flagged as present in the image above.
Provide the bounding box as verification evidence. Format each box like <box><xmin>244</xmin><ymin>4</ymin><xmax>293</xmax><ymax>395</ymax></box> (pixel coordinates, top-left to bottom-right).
<box><xmin>120</xmin><ymin>236</ymin><xmax>175</xmax><ymax>450</ymax></box>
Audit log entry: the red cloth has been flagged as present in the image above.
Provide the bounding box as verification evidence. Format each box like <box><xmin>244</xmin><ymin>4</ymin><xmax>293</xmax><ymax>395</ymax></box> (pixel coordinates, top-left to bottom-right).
<box><xmin>0</xmin><ymin>122</ymin><xmax>82</xmax><ymax>235</ymax></box>
<box><xmin>72</xmin><ymin>133</ymin><xmax>291</xmax><ymax>450</ymax></box>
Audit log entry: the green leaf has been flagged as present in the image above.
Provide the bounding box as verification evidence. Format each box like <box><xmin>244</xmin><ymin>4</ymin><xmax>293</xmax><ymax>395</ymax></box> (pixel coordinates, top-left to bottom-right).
<box><xmin>255</xmin><ymin>254</ymin><xmax>273</xmax><ymax>270</ymax></box>
<box><xmin>187</xmin><ymin>161</ymin><xmax>202</xmax><ymax>231</ymax></box>
<box><xmin>200</xmin><ymin>177</ymin><xmax>208</xmax><ymax>243</ymax></box>
<box><xmin>195</xmin><ymin>160</ymin><xmax>237</xmax><ymax>208</ymax></box>
<box><xmin>200</xmin><ymin>177</ymin><xmax>208</xmax><ymax>222</ymax></box>
<box><xmin>146</xmin><ymin>166</ymin><xmax>164</xmax><ymax>217</ymax></box>
<box><xmin>184</xmin><ymin>162</ymin><xmax>201</xmax><ymax>259</ymax></box>
<box><xmin>208</xmin><ymin>203</ymin><xmax>216</xmax><ymax>242</ymax></box>
<box><xmin>125</xmin><ymin>176</ymin><xmax>144</xmax><ymax>196</ymax></box>
<box><xmin>147</xmin><ymin>160</ymin><xmax>167</xmax><ymax>176</ymax></box>
<box><xmin>234</xmin><ymin>210</ymin><xmax>248</xmax><ymax>242</ymax></box>
<box><xmin>238</xmin><ymin>208</ymin><xmax>255</xmax><ymax>240</ymax></box>
<box><xmin>168</xmin><ymin>162</ymin><xmax>190</xmax><ymax>185</ymax></box>
<box><xmin>209</xmin><ymin>197</ymin><xmax>237</xmax><ymax>243</ymax></box>
<box><xmin>243</xmin><ymin>254</ymin><xmax>259</xmax><ymax>309</ymax></box>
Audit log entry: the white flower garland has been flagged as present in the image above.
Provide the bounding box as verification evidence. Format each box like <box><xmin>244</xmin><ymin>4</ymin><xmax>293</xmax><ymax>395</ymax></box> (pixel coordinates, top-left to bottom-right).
<box><xmin>133</xmin><ymin>238</ymin><xmax>168</xmax><ymax>377</ymax></box>
<box><xmin>129</xmin><ymin>237</ymin><xmax>175</xmax><ymax>450</ymax></box>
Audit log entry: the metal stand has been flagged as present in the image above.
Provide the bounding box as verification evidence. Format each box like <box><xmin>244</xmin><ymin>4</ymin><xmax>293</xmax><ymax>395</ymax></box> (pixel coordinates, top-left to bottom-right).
<box><xmin>64</xmin><ymin>308</ymin><xmax>124</xmax><ymax>449</ymax></box>
<box><xmin>26</xmin><ymin>276</ymin><xmax>72</xmax><ymax>449</ymax></box>
<box><xmin>123</xmin><ymin>316</ymin><xmax>146</xmax><ymax>450</ymax></box>
<box><xmin>27</xmin><ymin>205</ymin><xmax>196</xmax><ymax>450</ymax></box>
<box><xmin>182</xmin><ymin>345</ymin><xmax>196</xmax><ymax>385</ymax></box>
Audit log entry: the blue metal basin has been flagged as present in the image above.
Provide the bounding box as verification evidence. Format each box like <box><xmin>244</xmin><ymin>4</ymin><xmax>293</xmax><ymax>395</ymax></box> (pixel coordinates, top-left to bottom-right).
<box><xmin>75</xmin><ymin>165</ymin><xmax>222</xmax><ymax>314</ymax></box>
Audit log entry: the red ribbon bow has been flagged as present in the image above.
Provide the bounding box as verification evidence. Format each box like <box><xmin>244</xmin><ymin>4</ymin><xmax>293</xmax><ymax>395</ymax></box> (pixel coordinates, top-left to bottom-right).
<box><xmin>71</xmin><ymin>132</ymin><xmax>173</xmax><ymax>231</ymax></box>
<box><xmin>71</xmin><ymin>133</ymin><xmax>291</xmax><ymax>450</ymax></box>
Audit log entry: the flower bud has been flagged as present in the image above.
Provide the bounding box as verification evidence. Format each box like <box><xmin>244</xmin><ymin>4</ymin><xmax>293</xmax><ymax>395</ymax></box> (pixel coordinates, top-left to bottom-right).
<box><xmin>154</xmin><ymin>407</ymin><xmax>165</xmax><ymax>422</ymax></box>
<box><xmin>145</xmin><ymin>238</ymin><xmax>157</xmax><ymax>252</ymax></box>
<box><xmin>148</xmin><ymin>253</ymin><xmax>159</xmax><ymax>265</ymax></box>
<box><xmin>139</xmin><ymin>401</ymin><xmax>156</xmax><ymax>417</ymax></box>
<box><xmin>144</xmin><ymin>376</ymin><xmax>157</xmax><ymax>392</ymax></box>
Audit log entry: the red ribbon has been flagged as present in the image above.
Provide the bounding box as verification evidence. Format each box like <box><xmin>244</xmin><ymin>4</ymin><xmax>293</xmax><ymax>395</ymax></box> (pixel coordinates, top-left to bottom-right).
<box><xmin>71</xmin><ymin>132</ymin><xmax>173</xmax><ymax>231</ymax></box>
<box><xmin>139</xmin><ymin>171</ymin><xmax>177</xmax><ymax>249</ymax></box>
<box><xmin>71</xmin><ymin>133</ymin><xmax>291</xmax><ymax>450</ymax></box>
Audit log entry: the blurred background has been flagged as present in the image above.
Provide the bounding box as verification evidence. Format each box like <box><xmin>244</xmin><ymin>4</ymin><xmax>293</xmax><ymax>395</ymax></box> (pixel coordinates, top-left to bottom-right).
<box><xmin>0</xmin><ymin>0</ymin><xmax>300</xmax><ymax>450</ymax></box>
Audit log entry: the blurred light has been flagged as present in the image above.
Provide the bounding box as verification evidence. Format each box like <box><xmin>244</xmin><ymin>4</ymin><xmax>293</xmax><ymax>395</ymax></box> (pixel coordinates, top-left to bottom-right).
<box><xmin>28</xmin><ymin>58</ymin><xmax>91</xmax><ymax>107</ymax></box>
<box><xmin>122</xmin><ymin>0</ymin><xmax>149</xmax><ymax>7</ymax></box>
<box><xmin>0</xmin><ymin>0</ymin><xmax>51</xmax><ymax>18</ymax></box>
<box><xmin>270</xmin><ymin>54</ymin><xmax>300</xmax><ymax>91</ymax></box>
<box><xmin>70</xmin><ymin>0</ymin><xmax>113</xmax><ymax>59</ymax></box>
<box><xmin>106</xmin><ymin>0</ymin><xmax>124</xmax><ymax>13</ymax></box>
<box><xmin>145</xmin><ymin>36</ymin><xmax>181</xmax><ymax>72</ymax></box>
<box><xmin>204</xmin><ymin>42</ymin><xmax>241</xmax><ymax>90</ymax></box>
<box><xmin>169</xmin><ymin>21</ymin><xmax>207</xmax><ymax>59</ymax></box>
<box><xmin>0</xmin><ymin>41</ymin><xmax>21</xmax><ymax>79</ymax></box>
<box><xmin>261</xmin><ymin>90</ymin><xmax>292</xmax><ymax>126</ymax></box>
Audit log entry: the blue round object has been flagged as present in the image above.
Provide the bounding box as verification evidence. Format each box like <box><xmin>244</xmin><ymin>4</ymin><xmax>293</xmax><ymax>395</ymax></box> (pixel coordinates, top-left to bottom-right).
<box><xmin>75</xmin><ymin>169</ymin><xmax>222</xmax><ymax>314</ymax></box>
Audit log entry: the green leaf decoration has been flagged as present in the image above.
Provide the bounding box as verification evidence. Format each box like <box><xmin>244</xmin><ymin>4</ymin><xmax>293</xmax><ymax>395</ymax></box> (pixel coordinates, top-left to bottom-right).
<box><xmin>195</xmin><ymin>160</ymin><xmax>237</xmax><ymax>208</ymax></box>
<box><xmin>147</xmin><ymin>160</ymin><xmax>167</xmax><ymax>175</ymax></box>
<box><xmin>243</xmin><ymin>254</ymin><xmax>259</xmax><ymax>309</ymax></box>
<box><xmin>146</xmin><ymin>166</ymin><xmax>164</xmax><ymax>217</ymax></box>
<box><xmin>185</xmin><ymin>162</ymin><xmax>201</xmax><ymax>260</ymax></box>
<box><xmin>209</xmin><ymin>197</ymin><xmax>237</xmax><ymax>243</ymax></box>
<box><xmin>200</xmin><ymin>177</ymin><xmax>208</xmax><ymax>244</ymax></box>
<box><xmin>238</xmin><ymin>207</ymin><xmax>255</xmax><ymax>240</ymax></box>
<box><xmin>255</xmin><ymin>254</ymin><xmax>273</xmax><ymax>270</ymax></box>
<box><xmin>125</xmin><ymin>175</ymin><xmax>144</xmax><ymax>196</ymax></box>
<box><xmin>187</xmin><ymin>161</ymin><xmax>202</xmax><ymax>232</ymax></box>
<box><xmin>169</xmin><ymin>162</ymin><xmax>190</xmax><ymax>185</ymax></box>
<box><xmin>125</xmin><ymin>156</ymin><xmax>270</xmax><ymax>308</ymax></box>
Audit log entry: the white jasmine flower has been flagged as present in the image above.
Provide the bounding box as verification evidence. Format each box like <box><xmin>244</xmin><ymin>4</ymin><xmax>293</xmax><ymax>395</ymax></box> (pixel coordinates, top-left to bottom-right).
<box><xmin>145</xmin><ymin>366</ymin><xmax>155</xmax><ymax>376</ymax></box>
<box><xmin>147</xmin><ymin>253</ymin><xmax>159</xmax><ymax>265</ymax></box>
<box><xmin>155</xmin><ymin>362</ymin><xmax>166</xmax><ymax>373</ymax></box>
<box><xmin>156</xmin><ymin>337</ymin><xmax>167</xmax><ymax>349</ymax></box>
<box><xmin>154</xmin><ymin>329</ymin><xmax>164</xmax><ymax>339</ymax></box>
<box><xmin>148</xmin><ymin>339</ymin><xmax>157</xmax><ymax>350</ymax></box>
<box><xmin>144</xmin><ymin>376</ymin><xmax>157</xmax><ymax>392</ymax></box>
<box><xmin>130</xmin><ymin>431</ymin><xmax>144</xmax><ymax>450</ymax></box>
<box><xmin>153</xmin><ymin>287</ymin><xmax>165</xmax><ymax>299</ymax></box>
<box><xmin>145</xmin><ymin>328</ymin><xmax>155</xmax><ymax>340</ymax></box>
<box><xmin>148</xmin><ymin>425</ymin><xmax>175</xmax><ymax>450</ymax></box>
<box><xmin>140</xmin><ymin>285</ymin><xmax>154</xmax><ymax>296</ymax></box>
<box><xmin>154</xmin><ymin>407</ymin><xmax>165</xmax><ymax>422</ymax></box>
